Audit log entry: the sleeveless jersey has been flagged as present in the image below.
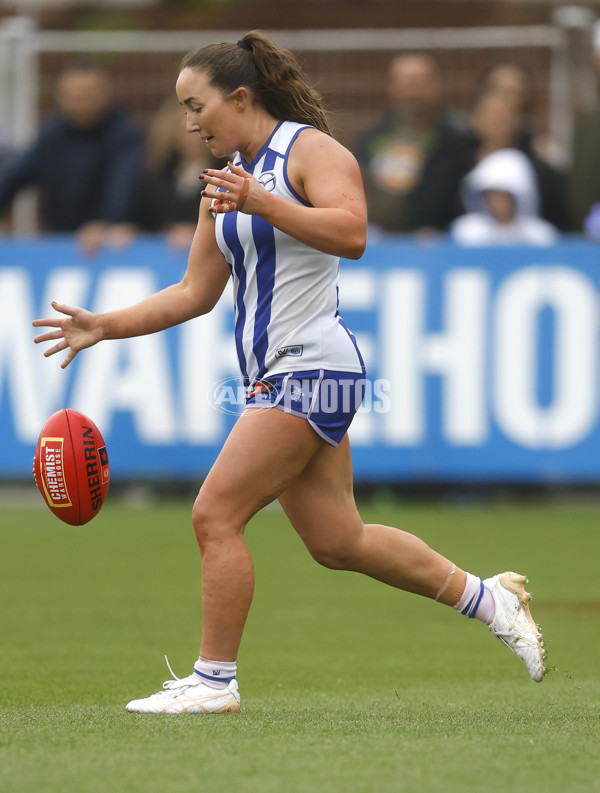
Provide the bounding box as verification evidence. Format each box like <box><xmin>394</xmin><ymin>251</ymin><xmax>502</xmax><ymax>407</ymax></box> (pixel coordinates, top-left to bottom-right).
<box><xmin>213</xmin><ymin>120</ymin><xmax>364</xmax><ymax>386</ymax></box>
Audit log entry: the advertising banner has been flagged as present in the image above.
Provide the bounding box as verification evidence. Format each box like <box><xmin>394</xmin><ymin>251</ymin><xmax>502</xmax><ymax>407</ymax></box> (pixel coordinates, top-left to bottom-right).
<box><xmin>1</xmin><ymin>237</ymin><xmax>599</xmax><ymax>481</ymax></box>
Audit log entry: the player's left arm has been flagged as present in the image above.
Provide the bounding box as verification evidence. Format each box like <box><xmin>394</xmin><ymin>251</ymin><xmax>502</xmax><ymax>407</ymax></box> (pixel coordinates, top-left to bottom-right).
<box><xmin>202</xmin><ymin>129</ymin><xmax>367</xmax><ymax>260</ymax></box>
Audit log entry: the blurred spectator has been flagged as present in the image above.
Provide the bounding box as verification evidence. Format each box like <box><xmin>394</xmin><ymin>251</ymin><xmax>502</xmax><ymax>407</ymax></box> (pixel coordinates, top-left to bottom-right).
<box><xmin>480</xmin><ymin>62</ymin><xmax>566</xmax><ymax>169</ymax></box>
<box><xmin>450</xmin><ymin>148</ymin><xmax>558</xmax><ymax>246</ymax></box>
<box><xmin>352</xmin><ymin>53</ymin><xmax>472</xmax><ymax>235</ymax></box>
<box><xmin>0</xmin><ymin>125</ymin><xmax>12</xmax><ymax>172</ymax></box>
<box><xmin>584</xmin><ymin>203</ymin><xmax>600</xmax><ymax>238</ymax></box>
<box><xmin>459</xmin><ymin>90</ymin><xmax>569</xmax><ymax>231</ymax></box>
<box><xmin>481</xmin><ymin>63</ymin><xmax>531</xmax><ymax>113</ymax></box>
<box><xmin>0</xmin><ymin>61</ymin><xmax>145</xmax><ymax>255</ymax></box>
<box><xmin>569</xmin><ymin>20</ymin><xmax>600</xmax><ymax>235</ymax></box>
<box><xmin>0</xmin><ymin>126</ymin><xmax>13</xmax><ymax>232</ymax></box>
<box><xmin>136</xmin><ymin>98</ymin><xmax>224</xmax><ymax>252</ymax></box>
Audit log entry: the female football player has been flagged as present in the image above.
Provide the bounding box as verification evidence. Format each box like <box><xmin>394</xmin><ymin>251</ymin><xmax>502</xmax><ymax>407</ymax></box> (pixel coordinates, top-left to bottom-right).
<box><xmin>33</xmin><ymin>31</ymin><xmax>546</xmax><ymax>713</ymax></box>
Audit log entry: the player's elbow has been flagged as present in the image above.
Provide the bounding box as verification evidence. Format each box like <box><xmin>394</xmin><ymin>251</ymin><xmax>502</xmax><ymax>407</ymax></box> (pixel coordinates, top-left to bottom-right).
<box><xmin>347</xmin><ymin>240</ymin><xmax>367</xmax><ymax>260</ymax></box>
<box><xmin>341</xmin><ymin>229</ymin><xmax>367</xmax><ymax>260</ymax></box>
<box><xmin>191</xmin><ymin>291</ymin><xmax>221</xmax><ymax>317</ymax></box>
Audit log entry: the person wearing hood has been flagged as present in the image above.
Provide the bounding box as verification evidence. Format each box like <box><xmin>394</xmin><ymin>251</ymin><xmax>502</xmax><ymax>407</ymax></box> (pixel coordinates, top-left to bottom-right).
<box><xmin>450</xmin><ymin>148</ymin><xmax>559</xmax><ymax>246</ymax></box>
<box><xmin>0</xmin><ymin>61</ymin><xmax>145</xmax><ymax>255</ymax></box>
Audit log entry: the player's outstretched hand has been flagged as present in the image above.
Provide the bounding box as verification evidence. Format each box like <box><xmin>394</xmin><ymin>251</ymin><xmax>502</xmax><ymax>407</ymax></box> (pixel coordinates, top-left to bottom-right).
<box><xmin>32</xmin><ymin>302</ymin><xmax>103</xmax><ymax>369</ymax></box>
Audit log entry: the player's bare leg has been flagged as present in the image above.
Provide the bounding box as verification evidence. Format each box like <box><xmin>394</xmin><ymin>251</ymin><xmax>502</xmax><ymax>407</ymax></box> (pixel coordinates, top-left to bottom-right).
<box><xmin>192</xmin><ymin>408</ymin><xmax>324</xmax><ymax>660</ymax></box>
<box><xmin>127</xmin><ymin>408</ymin><xmax>326</xmax><ymax>713</ymax></box>
<box><xmin>279</xmin><ymin>434</ymin><xmax>547</xmax><ymax>681</ymax></box>
<box><xmin>279</xmin><ymin>434</ymin><xmax>461</xmax><ymax>597</ymax></box>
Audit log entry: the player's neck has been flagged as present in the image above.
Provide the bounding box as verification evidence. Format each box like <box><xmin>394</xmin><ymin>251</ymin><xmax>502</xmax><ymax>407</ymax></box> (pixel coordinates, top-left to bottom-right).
<box><xmin>238</xmin><ymin>112</ymin><xmax>279</xmax><ymax>163</ymax></box>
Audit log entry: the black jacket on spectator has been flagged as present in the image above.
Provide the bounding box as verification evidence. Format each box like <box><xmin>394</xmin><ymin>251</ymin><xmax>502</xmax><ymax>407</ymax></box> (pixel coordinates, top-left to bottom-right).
<box><xmin>135</xmin><ymin>152</ymin><xmax>204</xmax><ymax>232</ymax></box>
<box><xmin>0</xmin><ymin>106</ymin><xmax>145</xmax><ymax>231</ymax></box>
<box><xmin>353</xmin><ymin>111</ymin><xmax>474</xmax><ymax>232</ymax></box>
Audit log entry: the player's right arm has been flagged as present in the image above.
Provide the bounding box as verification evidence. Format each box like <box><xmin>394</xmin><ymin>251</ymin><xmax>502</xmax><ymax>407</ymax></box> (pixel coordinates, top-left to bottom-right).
<box><xmin>32</xmin><ymin>198</ymin><xmax>231</xmax><ymax>368</ymax></box>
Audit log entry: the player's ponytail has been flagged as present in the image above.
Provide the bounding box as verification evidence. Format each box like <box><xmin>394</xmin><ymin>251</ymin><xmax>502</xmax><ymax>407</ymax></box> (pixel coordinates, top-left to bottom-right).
<box><xmin>180</xmin><ymin>30</ymin><xmax>332</xmax><ymax>136</ymax></box>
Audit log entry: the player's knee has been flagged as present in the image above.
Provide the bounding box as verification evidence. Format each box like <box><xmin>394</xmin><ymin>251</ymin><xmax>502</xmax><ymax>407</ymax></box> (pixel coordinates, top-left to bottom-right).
<box><xmin>307</xmin><ymin>539</ymin><xmax>356</xmax><ymax>571</ymax></box>
<box><xmin>191</xmin><ymin>490</ymin><xmax>229</xmax><ymax>550</ymax></box>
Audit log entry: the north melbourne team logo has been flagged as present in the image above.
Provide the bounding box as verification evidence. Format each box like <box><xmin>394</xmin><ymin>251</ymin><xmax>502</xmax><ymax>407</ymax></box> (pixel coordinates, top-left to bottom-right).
<box><xmin>258</xmin><ymin>171</ymin><xmax>276</xmax><ymax>192</ymax></box>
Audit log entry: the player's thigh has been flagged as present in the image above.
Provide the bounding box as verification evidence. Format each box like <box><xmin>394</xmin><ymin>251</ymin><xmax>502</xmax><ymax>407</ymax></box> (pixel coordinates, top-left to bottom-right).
<box><xmin>194</xmin><ymin>407</ymin><xmax>325</xmax><ymax>532</ymax></box>
<box><xmin>278</xmin><ymin>434</ymin><xmax>364</xmax><ymax>563</ymax></box>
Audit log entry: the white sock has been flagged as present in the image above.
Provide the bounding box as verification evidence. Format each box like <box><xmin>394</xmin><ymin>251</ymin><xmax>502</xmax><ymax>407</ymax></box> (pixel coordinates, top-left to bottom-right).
<box><xmin>193</xmin><ymin>657</ymin><xmax>237</xmax><ymax>690</ymax></box>
<box><xmin>453</xmin><ymin>572</ymin><xmax>495</xmax><ymax>625</ymax></box>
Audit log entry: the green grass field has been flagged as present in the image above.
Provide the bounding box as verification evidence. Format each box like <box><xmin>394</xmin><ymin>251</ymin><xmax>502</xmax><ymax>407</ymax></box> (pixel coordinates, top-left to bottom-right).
<box><xmin>1</xmin><ymin>495</ymin><xmax>599</xmax><ymax>793</ymax></box>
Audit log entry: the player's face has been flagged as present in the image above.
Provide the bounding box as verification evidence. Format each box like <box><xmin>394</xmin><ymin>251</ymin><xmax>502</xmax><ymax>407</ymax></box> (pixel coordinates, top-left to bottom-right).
<box><xmin>176</xmin><ymin>68</ymin><xmax>240</xmax><ymax>158</ymax></box>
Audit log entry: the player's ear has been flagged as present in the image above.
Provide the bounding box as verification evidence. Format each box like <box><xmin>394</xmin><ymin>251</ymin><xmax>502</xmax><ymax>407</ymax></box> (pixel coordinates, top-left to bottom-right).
<box><xmin>231</xmin><ymin>86</ymin><xmax>249</xmax><ymax>112</ymax></box>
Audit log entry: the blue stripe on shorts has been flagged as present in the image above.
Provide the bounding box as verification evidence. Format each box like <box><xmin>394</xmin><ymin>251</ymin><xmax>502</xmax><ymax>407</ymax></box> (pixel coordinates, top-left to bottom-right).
<box><xmin>245</xmin><ymin>369</ymin><xmax>367</xmax><ymax>446</ymax></box>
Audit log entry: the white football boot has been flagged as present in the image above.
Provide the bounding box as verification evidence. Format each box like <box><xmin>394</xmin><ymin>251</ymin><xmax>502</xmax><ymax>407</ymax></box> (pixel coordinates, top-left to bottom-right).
<box><xmin>484</xmin><ymin>571</ymin><xmax>547</xmax><ymax>682</ymax></box>
<box><xmin>126</xmin><ymin>660</ymin><xmax>241</xmax><ymax>714</ymax></box>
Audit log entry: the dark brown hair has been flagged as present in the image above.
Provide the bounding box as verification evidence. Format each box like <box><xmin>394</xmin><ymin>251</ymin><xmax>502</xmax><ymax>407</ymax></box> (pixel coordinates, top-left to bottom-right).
<box><xmin>180</xmin><ymin>30</ymin><xmax>332</xmax><ymax>136</ymax></box>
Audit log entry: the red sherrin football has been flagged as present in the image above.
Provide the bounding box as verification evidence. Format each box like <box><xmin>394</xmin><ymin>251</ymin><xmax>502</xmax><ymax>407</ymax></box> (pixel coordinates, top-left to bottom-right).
<box><xmin>33</xmin><ymin>408</ymin><xmax>110</xmax><ymax>525</ymax></box>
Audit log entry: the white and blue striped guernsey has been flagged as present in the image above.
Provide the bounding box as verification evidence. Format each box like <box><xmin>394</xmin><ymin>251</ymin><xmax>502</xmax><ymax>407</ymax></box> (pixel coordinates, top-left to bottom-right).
<box><xmin>213</xmin><ymin>120</ymin><xmax>365</xmax><ymax>386</ymax></box>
